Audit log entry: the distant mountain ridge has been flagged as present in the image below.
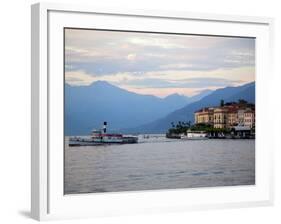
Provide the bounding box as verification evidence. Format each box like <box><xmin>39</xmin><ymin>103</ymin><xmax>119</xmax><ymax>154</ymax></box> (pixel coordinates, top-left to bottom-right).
<box><xmin>123</xmin><ymin>82</ymin><xmax>255</xmax><ymax>134</ymax></box>
<box><xmin>65</xmin><ymin>81</ymin><xmax>212</xmax><ymax>135</ymax></box>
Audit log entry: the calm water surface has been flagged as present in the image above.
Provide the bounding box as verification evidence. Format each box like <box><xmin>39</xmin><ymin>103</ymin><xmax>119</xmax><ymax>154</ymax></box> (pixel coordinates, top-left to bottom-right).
<box><xmin>64</xmin><ymin>135</ymin><xmax>255</xmax><ymax>194</ymax></box>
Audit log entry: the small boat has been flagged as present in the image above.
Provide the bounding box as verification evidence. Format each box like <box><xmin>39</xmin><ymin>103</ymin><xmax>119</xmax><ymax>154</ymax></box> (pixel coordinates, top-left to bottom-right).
<box><xmin>69</xmin><ymin>122</ymin><xmax>138</xmax><ymax>146</ymax></box>
<box><xmin>181</xmin><ymin>131</ymin><xmax>208</xmax><ymax>140</ymax></box>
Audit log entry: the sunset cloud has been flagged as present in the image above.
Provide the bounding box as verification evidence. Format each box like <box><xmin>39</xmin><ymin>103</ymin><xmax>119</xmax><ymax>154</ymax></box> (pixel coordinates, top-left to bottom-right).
<box><xmin>64</xmin><ymin>28</ymin><xmax>255</xmax><ymax>97</ymax></box>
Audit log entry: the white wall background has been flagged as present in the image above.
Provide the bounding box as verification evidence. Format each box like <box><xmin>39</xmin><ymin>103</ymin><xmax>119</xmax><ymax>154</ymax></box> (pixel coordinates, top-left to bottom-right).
<box><xmin>0</xmin><ymin>0</ymin><xmax>280</xmax><ymax>223</ymax></box>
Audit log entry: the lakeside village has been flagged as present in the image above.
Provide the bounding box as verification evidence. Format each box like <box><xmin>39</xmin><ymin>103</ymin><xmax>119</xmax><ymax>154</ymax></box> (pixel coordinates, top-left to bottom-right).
<box><xmin>69</xmin><ymin>99</ymin><xmax>255</xmax><ymax>146</ymax></box>
<box><xmin>166</xmin><ymin>99</ymin><xmax>255</xmax><ymax>140</ymax></box>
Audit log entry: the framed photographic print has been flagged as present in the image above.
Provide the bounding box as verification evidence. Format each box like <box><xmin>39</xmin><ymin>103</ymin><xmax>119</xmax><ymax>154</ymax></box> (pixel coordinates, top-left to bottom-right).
<box><xmin>31</xmin><ymin>2</ymin><xmax>274</xmax><ymax>221</ymax></box>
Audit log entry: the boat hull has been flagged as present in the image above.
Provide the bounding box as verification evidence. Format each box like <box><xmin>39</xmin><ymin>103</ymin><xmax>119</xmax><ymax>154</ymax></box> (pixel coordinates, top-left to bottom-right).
<box><xmin>181</xmin><ymin>132</ymin><xmax>209</xmax><ymax>140</ymax></box>
<box><xmin>68</xmin><ymin>136</ymin><xmax>138</xmax><ymax>146</ymax></box>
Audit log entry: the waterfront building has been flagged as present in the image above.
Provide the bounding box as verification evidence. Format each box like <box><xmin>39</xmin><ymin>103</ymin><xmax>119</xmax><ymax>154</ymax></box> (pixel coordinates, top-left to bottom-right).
<box><xmin>195</xmin><ymin>108</ymin><xmax>214</xmax><ymax>125</ymax></box>
<box><xmin>227</xmin><ymin>107</ymin><xmax>238</xmax><ymax>128</ymax></box>
<box><xmin>237</xmin><ymin>109</ymin><xmax>245</xmax><ymax>126</ymax></box>
<box><xmin>194</xmin><ymin>101</ymin><xmax>255</xmax><ymax>129</ymax></box>
<box><xmin>244</xmin><ymin>108</ymin><xmax>255</xmax><ymax>128</ymax></box>
<box><xmin>214</xmin><ymin>107</ymin><xmax>228</xmax><ymax>129</ymax></box>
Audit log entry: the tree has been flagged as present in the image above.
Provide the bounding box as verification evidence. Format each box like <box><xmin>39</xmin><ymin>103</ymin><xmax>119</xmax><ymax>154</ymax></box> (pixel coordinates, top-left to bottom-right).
<box><xmin>220</xmin><ymin>99</ymin><xmax>224</xmax><ymax>107</ymax></box>
<box><xmin>238</xmin><ymin>99</ymin><xmax>248</xmax><ymax>104</ymax></box>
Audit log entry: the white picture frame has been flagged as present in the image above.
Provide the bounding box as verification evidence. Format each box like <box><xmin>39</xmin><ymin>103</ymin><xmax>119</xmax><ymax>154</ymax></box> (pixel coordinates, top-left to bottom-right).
<box><xmin>31</xmin><ymin>2</ymin><xmax>274</xmax><ymax>221</ymax></box>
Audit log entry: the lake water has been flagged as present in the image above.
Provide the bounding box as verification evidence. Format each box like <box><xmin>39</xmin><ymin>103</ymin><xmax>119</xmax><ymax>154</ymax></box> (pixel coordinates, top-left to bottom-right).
<box><xmin>64</xmin><ymin>135</ymin><xmax>255</xmax><ymax>194</ymax></box>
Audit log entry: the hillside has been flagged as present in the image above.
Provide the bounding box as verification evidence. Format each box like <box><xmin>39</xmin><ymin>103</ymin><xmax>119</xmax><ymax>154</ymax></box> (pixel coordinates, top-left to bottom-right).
<box><xmin>65</xmin><ymin>81</ymin><xmax>211</xmax><ymax>135</ymax></box>
<box><xmin>124</xmin><ymin>82</ymin><xmax>255</xmax><ymax>134</ymax></box>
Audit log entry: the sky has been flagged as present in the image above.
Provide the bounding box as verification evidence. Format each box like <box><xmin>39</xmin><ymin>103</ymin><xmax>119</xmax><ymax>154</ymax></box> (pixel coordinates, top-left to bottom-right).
<box><xmin>65</xmin><ymin>28</ymin><xmax>255</xmax><ymax>98</ymax></box>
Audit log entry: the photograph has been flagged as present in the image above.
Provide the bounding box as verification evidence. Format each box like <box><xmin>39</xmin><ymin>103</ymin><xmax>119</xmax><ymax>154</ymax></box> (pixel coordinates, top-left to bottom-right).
<box><xmin>64</xmin><ymin>28</ymin><xmax>255</xmax><ymax>194</ymax></box>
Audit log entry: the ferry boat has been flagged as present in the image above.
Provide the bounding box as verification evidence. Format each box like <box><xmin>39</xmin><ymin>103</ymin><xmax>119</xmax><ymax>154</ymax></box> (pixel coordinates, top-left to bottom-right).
<box><xmin>181</xmin><ymin>131</ymin><xmax>208</xmax><ymax>140</ymax></box>
<box><xmin>69</xmin><ymin>122</ymin><xmax>138</xmax><ymax>146</ymax></box>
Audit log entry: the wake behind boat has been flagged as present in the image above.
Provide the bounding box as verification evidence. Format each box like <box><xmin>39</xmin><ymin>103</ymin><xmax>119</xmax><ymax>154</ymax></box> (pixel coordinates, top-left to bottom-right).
<box><xmin>69</xmin><ymin>122</ymin><xmax>138</xmax><ymax>146</ymax></box>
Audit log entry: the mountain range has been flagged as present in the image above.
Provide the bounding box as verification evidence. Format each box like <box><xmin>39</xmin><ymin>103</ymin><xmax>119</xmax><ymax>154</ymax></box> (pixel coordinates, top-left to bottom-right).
<box><xmin>125</xmin><ymin>81</ymin><xmax>255</xmax><ymax>134</ymax></box>
<box><xmin>65</xmin><ymin>81</ymin><xmax>212</xmax><ymax>135</ymax></box>
<box><xmin>65</xmin><ymin>80</ymin><xmax>255</xmax><ymax>135</ymax></box>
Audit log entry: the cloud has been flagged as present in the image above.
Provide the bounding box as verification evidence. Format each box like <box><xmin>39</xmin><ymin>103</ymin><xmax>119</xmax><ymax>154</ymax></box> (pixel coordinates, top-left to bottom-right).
<box><xmin>65</xmin><ymin>67</ymin><xmax>254</xmax><ymax>95</ymax></box>
<box><xmin>127</xmin><ymin>53</ymin><xmax>137</xmax><ymax>61</ymax></box>
<box><xmin>128</xmin><ymin>36</ymin><xmax>187</xmax><ymax>49</ymax></box>
<box><xmin>121</xmin><ymin>86</ymin><xmax>219</xmax><ymax>98</ymax></box>
<box><xmin>64</xmin><ymin>28</ymin><xmax>255</xmax><ymax>96</ymax></box>
<box><xmin>65</xmin><ymin>29</ymin><xmax>255</xmax><ymax>74</ymax></box>
<box><xmin>65</xmin><ymin>70</ymin><xmax>96</xmax><ymax>86</ymax></box>
<box><xmin>160</xmin><ymin>63</ymin><xmax>194</xmax><ymax>70</ymax></box>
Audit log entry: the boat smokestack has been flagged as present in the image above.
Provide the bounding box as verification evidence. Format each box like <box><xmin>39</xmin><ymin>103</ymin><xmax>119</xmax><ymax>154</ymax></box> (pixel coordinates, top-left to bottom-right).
<box><xmin>103</xmin><ymin>121</ymin><xmax>107</xmax><ymax>133</ymax></box>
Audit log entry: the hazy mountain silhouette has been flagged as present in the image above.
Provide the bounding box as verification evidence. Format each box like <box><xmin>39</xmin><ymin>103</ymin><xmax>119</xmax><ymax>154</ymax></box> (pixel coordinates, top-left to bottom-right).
<box><xmin>124</xmin><ymin>82</ymin><xmax>255</xmax><ymax>134</ymax></box>
<box><xmin>65</xmin><ymin>81</ymin><xmax>212</xmax><ymax>135</ymax></box>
